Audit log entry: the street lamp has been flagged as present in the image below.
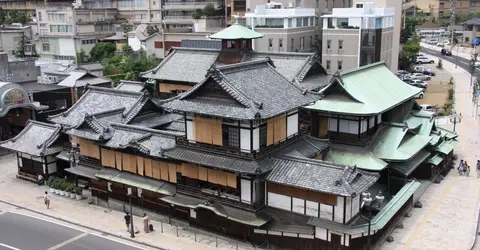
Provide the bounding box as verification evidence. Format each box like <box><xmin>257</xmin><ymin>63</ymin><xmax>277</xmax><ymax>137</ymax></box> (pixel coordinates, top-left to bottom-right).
<box><xmin>362</xmin><ymin>191</ymin><xmax>385</xmax><ymax>250</ymax></box>
<box><xmin>127</xmin><ymin>187</ymin><xmax>135</xmax><ymax>238</ymax></box>
<box><xmin>449</xmin><ymin>112</ymin><xmax>462</xmax><ymax>132</ymax></box>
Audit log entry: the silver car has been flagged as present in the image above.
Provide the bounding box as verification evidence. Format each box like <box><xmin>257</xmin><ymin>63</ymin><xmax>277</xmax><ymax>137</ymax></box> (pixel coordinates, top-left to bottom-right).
<box><xmin>410</xmin><ymin>73</ymin><xmax>431</xmax><ymax>81</ymax></box>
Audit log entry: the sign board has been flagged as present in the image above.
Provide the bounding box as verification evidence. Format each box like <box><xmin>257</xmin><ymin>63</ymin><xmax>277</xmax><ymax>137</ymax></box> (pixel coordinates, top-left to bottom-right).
<box><xmin>473</xmin><ymin>38</ymin><xmax>480</xmax><ymax>45</ymax></box>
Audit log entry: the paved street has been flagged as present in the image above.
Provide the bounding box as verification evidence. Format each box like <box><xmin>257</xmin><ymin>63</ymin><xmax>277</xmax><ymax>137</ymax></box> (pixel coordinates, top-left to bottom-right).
<box><xmin>0</xmin><ymin>211</ymin><xmax>143</xmax><ymax>250</ymax></box>
<box><xmin>380</xmin><ymin>49</ymin><xmax>480</xmax><ymax>250</ymax></box>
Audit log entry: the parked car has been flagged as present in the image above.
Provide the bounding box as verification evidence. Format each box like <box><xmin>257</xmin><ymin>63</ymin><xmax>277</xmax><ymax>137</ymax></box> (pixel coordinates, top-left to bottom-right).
<box><xmin>416</xmin><ymin>90</ymin><xmax>425</xmax><ymax>99</ymax></box>
<box><xmin>427</xmin><ymin>38</ymin><xmax>440</xmax><ymax>44</ymax></box>
<box><xmin>413</xmin><ymin>66</ymin><xmax>436</xmax><ymax>76</ymax></box>
<box><xmin>436</xmin><ymin>40</ymin><xmax>450</xmax><ymax>47</ymax></box>
<box><xmin>410</xmin><ymin>79</ymin><xmax>428</xmax><ymax>88</ymax></box>
<box><xmin>441</xmin><ymin>48</ymin><xmax>452</xmax><ymax>56</ymax></box>
<box><xmin>420</xmin><ymin>104</ymin><xmax>436</xmax><ymax>112</ymax></box>
<box><xmin>416</xmin><ymin>56</ymin><xmax>435</xmax><ymax>64</ymax></box>
<box><xmin>410</xmin><ymin>73</ymin><xmax>431</xmax><ymax>81</ymax></box>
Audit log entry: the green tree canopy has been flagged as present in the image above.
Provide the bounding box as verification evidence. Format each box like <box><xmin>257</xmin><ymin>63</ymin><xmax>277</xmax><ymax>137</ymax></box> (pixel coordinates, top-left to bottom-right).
<box><xmin>0</xmin><ymin>8</ymin><xmax>6</xmax><ymax>24</ymax></box>
<box><xmin>400</xmin><ymin>18</ymin><xmax>419</xmax><ymax>44</ymax></box>
<box><xmin>145</xmin><ymin>25</ymin><xmax>159</xmax><ymax>36</ymax></box>
<box><xmin>192</xmin><ymin>9</ymin><xmax>203</xmax><ymax>20</ymax></box>
<box><xmin>203</xmin><ymin>3</ymin><xmax>217</xmax><ymax>16</ymax></box>
<box><xmin>89</xmin><ymin>42</ymin><xmax>116</xmax><ymax>62</ymax></box>
<box><xmin>4</xmin><ymin>10</ymin><xmax>30</xmax><ymax>24</ymax></box>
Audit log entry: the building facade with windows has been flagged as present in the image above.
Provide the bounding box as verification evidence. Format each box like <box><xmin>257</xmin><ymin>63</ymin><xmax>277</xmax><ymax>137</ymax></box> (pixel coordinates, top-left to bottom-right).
<box><xmin>321</xmin><ymin>2</ymin><xmax>395</xmax><ymax>72</ymax></box>
<box><xmin>244</xmin><ymin>3</ymin><xmax>319</xmax><ymax>52</ymax></box>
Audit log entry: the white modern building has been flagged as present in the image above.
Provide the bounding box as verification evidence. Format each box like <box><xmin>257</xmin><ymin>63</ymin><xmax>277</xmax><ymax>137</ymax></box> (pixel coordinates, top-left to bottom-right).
<box><xmin>244</xmin><ymin>3</ymin><xmax>319</xmax><ymax>52</ymax></box>
<box><xmin>321</xmin><ymin>2</ymin><xmax>396</xmax><ymax>72</ymax></box>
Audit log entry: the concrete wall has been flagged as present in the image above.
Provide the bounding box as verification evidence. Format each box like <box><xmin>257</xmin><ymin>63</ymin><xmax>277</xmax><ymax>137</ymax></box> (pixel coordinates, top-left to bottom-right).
<box><xmin>253</xmin><ymin>26</ymin><xmax>319</xmax><ymax>52</ymax></box>
<box><xmin>0</xmin><ymin>53</ymin><xmax>40</xmax><ymax>83</ymax></box>
<box><xmin>322</xmin><ymin>28</ymin><xmax>360</xmax><ymax>72</ymax></box>
<box><xmin>380</xmin><ymin>27</ymin><xmax>394</xmax><ymax>68</ymax></box>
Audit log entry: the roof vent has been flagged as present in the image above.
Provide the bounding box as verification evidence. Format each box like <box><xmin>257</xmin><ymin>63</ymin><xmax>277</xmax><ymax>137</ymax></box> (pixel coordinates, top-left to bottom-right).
<box><xmin>334</xmin><ymin>180</ymin><xmax>342</xmax><ymax>186</ymax></box>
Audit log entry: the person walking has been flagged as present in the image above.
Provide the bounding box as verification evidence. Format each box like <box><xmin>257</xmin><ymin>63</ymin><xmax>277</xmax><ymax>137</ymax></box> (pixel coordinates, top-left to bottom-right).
<box><xmin>458</xmin><ymin>160</ymin><xmax>465</xmax><ymax>175</ymax></box>
<box><xmin>143</xmin><ymin>213</ymin><xmax>150</xmax><ymax>233</ymax></box>
<box><xmin>477</xmin><ymin>160</ymin><xmax>480</xmax><ymax>178</ymax></box>
<box><xmin>124</xmin><ymin>212</ymin><xmax>131</xmax><ymax>232</ymax></box>
<box><xmin>43</xmin><ymin>191</ymin><xmax>50</xmax><ymax>209</ymax></box>
<box><xmin>465</xmin><ymin>161</ymin><xmax>471</xmax><ymax>177</ymax></box>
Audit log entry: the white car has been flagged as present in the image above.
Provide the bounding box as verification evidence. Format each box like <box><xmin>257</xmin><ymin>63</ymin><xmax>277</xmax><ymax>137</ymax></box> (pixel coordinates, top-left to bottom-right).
<box><xmin>420</xmin><ymin>104</ymin><xmax>436</xmax><ymax>112</ymax></box>
<box><xmin>436</xmin><ymin>40</ymin><xmax>450</xmax><ymax>47</ymax></box>
<box><xmin>410</xmin><ymin>73</ymin><xmax>431</xmax><ymax>81</ymax></box>
<box><xmin>416</xmin><ymin>56</ymin><xmax>435</xmax><ymax>64</ymax></box>
<box><xmin>416</xmin><ymin>90</ymin><xmax>425</xmax><ymax>99</ymax></box>
<box><xmin>427</xmin><ymin>38</ymin><xmax>440</xmax><ymax>44</ymax></box>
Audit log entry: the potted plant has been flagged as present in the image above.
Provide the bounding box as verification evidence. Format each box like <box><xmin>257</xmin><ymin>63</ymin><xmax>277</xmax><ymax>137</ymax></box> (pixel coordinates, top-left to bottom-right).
<box><xmin>68</xmin><ymin>185</ymin><xmax>76</xmax><ymax>199</ymax></box>
<box><xmin>47</xmin><ymin>176</ymin><xmax>56</xmax><ymax>193</ymax></box>
<box><xmin>65</xmin><ymin>184</ymin><xmax>72</xmax><ymax>198</ymax></box>
<box><xmin>58</xmin><ymin>181</ymin><xmax>66</xmax><ymax>196</ymax></box>
<box><xmin>75</xmin><ymin>187</ymin><xmax>83</xmax><ymax>200</ymax></box>
<box><xmin>53</xmin><ymin>180</ymin><xmax>61</xmax><ymax>195</ymax></box>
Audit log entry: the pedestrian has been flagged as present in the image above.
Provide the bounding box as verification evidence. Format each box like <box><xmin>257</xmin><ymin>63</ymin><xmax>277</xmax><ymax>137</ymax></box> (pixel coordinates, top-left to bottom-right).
<box><xmin>143</xmin><ymin>213</ymin><xmax>150</xmax><ymax>233</ymax></box>
<box><xmin>43</xmin><ymin>191</ymin><xmax>50</xmax><ymax>209</ymax></box>
<box><xmin>465</xmin><ymin>161</ymin><xmax>471</xmax><ymax>177</ymax></box>
<box><xmin>124</xmin><ymin>212</ymin><xmax>131</xmax><ymax>232</ymax></box>
<box><xmin>477</xmin><ymin>160</ymin><xmax>480</xmax><ymax>178</ymax></box>
<box><xmin>37</xmin><ymin>174</ymin><xmax>44</xmax><ymax>186</ymax></box>
<box><xmin>458</xmin><ymin>160</ymin><xmax>465</xmax><ymax>175</ymax></box>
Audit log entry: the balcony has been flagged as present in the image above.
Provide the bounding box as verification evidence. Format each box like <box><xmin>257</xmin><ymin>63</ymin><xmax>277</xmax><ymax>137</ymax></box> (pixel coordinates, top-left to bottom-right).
<box><xmin>177</xmin><ymin>184</ymin><xmax>265</xmax><ymax>211</ymax></box>
<box><xmin>255</xmin><ymin>25</ymin><xmax>284</xmax><ymax>28</ymax></box>
<box><xmin>163</xmin><ymin>0</ymin><xmax>220</xmax><ymax>10</ymax></box>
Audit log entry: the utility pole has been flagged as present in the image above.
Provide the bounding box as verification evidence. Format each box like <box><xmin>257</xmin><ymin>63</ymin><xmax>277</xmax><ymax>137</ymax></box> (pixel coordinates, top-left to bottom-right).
<box><xmin>450</xmin><ymin>0</ymin><xmax>456</xmax><ymax>47</ymax></box>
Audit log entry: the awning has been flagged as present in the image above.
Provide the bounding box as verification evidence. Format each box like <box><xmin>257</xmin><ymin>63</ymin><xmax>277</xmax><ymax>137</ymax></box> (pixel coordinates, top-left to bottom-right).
<box><xmin>65</xmin><ymin>165</ymin><xmax>100</xmax><ymax>179</ymax></box>
<box><xmin>110</xmin><ymin>172</ymin><xmax>176</xmax><ymax>195</ymax></box>
<box><xmin>427</xmin><ymin>154</ymin><xmax>444</xmax><ymax>166</ymax></box>
<box><xmin>95</xmin><ymin>168</ymin><xmax>121</xmax><ymax>180</ymax></box>
<box><xmin>160</xmin><ymin>194</ymin><xmax>204</xmax><ymax>208</ymax></box>
<box><xmin>390</xmin><ymin>150</ymin><xmax>431</xmax><ymax>176</ymax></box>
<box><xmin>435</xmin><ymin>141</ymin><xmax>455</xmax><ymax>155</ymax></box>
<box><xmin>56</xmin><ymin>150</ymin><xmax>70</xmax><ymax>161</ymax></box>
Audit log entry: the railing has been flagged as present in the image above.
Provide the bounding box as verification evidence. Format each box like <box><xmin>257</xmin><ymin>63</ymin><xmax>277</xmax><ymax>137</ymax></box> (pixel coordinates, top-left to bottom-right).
<box><xmin>164</xmin><ymin>0</ymin><xmax>219</xmax><ymax>4</ymax></box>
<box><xmin>164</xmin><ymin>15</ymin><xmax>193</xmax><ymax>19</ymax></box>
<box><xmin>78</xmin><ymin>156</ymin><xmax>101</xmax><ymax>168</ymax></box>
<box><xmin>177</xmin><ymin>184</ymin><xmax>265</xmax><ymax>211</ymax></box>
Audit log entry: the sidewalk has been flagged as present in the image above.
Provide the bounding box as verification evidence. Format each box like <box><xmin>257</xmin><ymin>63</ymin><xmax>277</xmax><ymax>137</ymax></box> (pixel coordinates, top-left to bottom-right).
<box><xmin>0</xmin><ymin>154</ymin><xmax>255</xmax><ymax>250</ymax></box>
<box><xmin>380</xmin><ymin>56</ymin><xmax>480</xmax><ymax>250</ymax></box>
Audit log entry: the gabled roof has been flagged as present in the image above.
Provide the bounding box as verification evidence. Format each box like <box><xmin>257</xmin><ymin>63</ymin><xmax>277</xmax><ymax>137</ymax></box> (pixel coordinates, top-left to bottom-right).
<box><xmin>267</xmin><ymin>156</ymin><xmax>379</xmax><ymax>197</ymax></box>
<box><xmin>140</xmin><ymin>47</ymin><xmax>324</xmax><ymax>86</ymax></box>
<box><xmin>77</xmin><ymin>62</ymin><xmax>104</xmax><ymax>72</ymax></box>
<box><xmin>103</xmin><ymin>123</ymin><xmax>182</xmax><ymax>158</ymax></box>
<box><xmin>57</xmin><ymin>71</ymin><xmax>111</xmax><ymax>87</ymax></box>
<box><xmin>370</xmin><ymin>123</ymin><xmax>431</xmax><ymax>161</ymax></box>
<box><xmin>115</xmin><ymin>80</ymin><xmax>145</xmax><ymax>92</ymax></box>
<box><xmin>209</xmin><ymin>23</ymin><xmax>264</xmax><ymax>40</ymax></box>
<box><xmin>325</xmin><ymin>144</ymin><xmax>388</xmax><ymax>171</ymax></box>
<box><xmin>163</xmin><ymin>59</ymin><xmax>319</xmax><ymax>120</ymax></box>
<box><xmin>48</xmin><ymin>86</ymin><xmax>147</xmax><ymax>127</ymax></box>
<box><xmin>64</xmin><ymin>108</ymin><xmax>124</xmax><ymax>140</ymax></box>
<box><xmin>305</xmin><ymin>62</ymin><xmax>422</xmax><ymax>115</ymax></box>
<box><xmin>0</xmin><ymin>120</ymin><xmax>64</xmax><ymax>156</ymax></box>
<box><xmin>181</xmin><ymin>39</ymin><xmax>222</xmax><ymax>49</ymax></box>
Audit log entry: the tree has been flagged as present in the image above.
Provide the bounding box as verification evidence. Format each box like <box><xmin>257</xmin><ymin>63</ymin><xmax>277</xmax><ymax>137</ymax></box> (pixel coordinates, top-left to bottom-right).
<box><xmin>76</xmin><ymin>49</ymin><xmax>88</xmax><ymax>63</ymax></box>
<box><xmin>0</xmin><ymin>8</ymin><xmax>6</xmax><ymax>24</ymax></box>
<box><xmin>192</xmin><ymin>9</ymin><xmax>203</xmax><ymax>20</ymax></box>
<box><xmin>399</xmin><ymin>38</ymin><xmax>420</xmax><ymax>70</ymax></box>
<box><xmin>122</xmin><ymin>43</ymin><xmax>133</xmax><ymax>55</ymax></box>
<box><xmin>5</xmin><ymin>10</ymin><xmax>30</xmax><ymax>24</ymax></box>
<box><xmin>89</xmin><ymin>42</ymin><xmax>116</xmax><ymax>62</ymax></box>
<box><xmin>146</xmin><ymin>25</ymin><xmax>159</xmax><ymax>36</ymax></box>
<box><xmin>121</xmin><ymin>23</ymin><xmax>133</xmax><ymax>38</ymax></box>
<box><xmin>203</xmin><ymin>3</ymin><xmax>217</xmax><ymax>17</ymax></box>
<box><xmin>401</xmin><ymin>18</ymin><xmax>418</xmax><ymax>44</ymax></box>
<box><xmin>15</xmin><ymin>33</ymin><xmax>26</xmax><ymax>58</ymax></box>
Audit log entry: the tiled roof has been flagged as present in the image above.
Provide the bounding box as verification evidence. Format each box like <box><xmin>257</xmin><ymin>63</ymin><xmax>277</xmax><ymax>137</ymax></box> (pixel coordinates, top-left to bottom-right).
<box><xmin>325</xmin><ymin>143</ymin><xmax>388</xmax><ymax>171</ymax></box>
<box><xmin>115</xmin><ymin>80</ymin><xmax>145</xmax><ymax>92</ymax></box>
<box><xmin>103</xmin><ymin>123</ymin><xmax>182</xmax><ymax>157</ymax></box>
<box><xmin>64</xmin><ymin>108</ymin><xmax>124</xmax><ymax>140</ymax></box>
<box><xmin>77</xmin><ymin>62</ymin><xmax>105</xmax><ymax>71</ymax></box>
<box><xmin>163</xmin><ymin>59</ymin><xmax>319</xmax><ymax>120</ymax></box>
<box><xmin>48</xmin><ymin>86</ymin><xmax>146</xmax><ymax>127</ymax></box>
<box><xmin>128</xmin><ymin>112</ymin><xmax>183</xmax><ymax>129</ymax></box>
<box><xmin>140</xmin><ymin>47</ymin><xmax>325</xmax><ymax>84</ymax></box>
<box><xmin>181</xmin><ymin>39</ymin><xmax>222</xmax><ymax>49</ymax></box>
<box><xmin>275</xmin><ymin>135</ymin><xmax>329</xmax><ymax>158</ymax></box>
<box><xmin>261</xmin><ymin>207</ymin><xmax>314</xmax><ymax>234</ymax></box>
<box><xmin>0</xmin><ymin>120</ymin><xmax>64</xmax><ymax>156</ymax></box>
<box><xmin>305</xmin><ymin>62</ymin><xmax>422</xmax><ymax>115</ymax></box>
<box><xmin>57</xmin><ymin>71</ymin><xmax>111</xmax><ymax>87</ymax></box>
<box><xmin>267</xmin><ymin>156</ymin><xmax>379</xmax><ymax>196</ymax></box>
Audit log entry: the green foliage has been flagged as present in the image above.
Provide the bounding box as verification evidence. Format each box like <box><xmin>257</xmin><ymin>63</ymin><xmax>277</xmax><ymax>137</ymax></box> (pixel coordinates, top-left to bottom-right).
<box><xmin>455</xmin><ymin>13</ymin><xmax>470</xmax><ymax>23</ymax></box>
<box><xmin>192</xmin><ymin>9</ymin><xmax>203</xmax><ymax>20</ymax></box>
<box><xmin>76</xmin><ymin>49</ymin><xmax>88</xmax><ymax>63</ymax></box>
<box><xmin>447</xmin><ymin>88</ymin><xmax>454</xmax><ymax>102</ymax></box>
<box><xmin>146</xmin><ymin>25</ymin><xmax>159</xmax><ymax>36</ymax></box>
<box><xmin>47</xmin><ymin>176</ymin><xmax>57</xmax><ymax>187</ymax></box>
<box><xmin>400</xmin><ymin>18</ymin><xmax>419</xmax><ymax>44</ymax></box>
<box><xmin>0</xmin><ymin>8</ymin><xmax>5</xmax><ymax>24</ymax></box>
<box><xmin>122</xmin><ymin>23</ymin><xmax>133</xmax><ymax>38</ymax></box>
<box><xmin>122</xmin><ymin>43</ymin><xmax>133</xmax><ymax>55</ymax></box>
<box><xmin>4</xmin><ymin>10</ymin><xmax>30</xmax><ymax>24</ymax></box>
<box><xmin>105</xmin><ymin>73</ymin><xmax>127</xmax><ymax>83</ymax></box>
<box><xmin>399</xmin><ymin>38</ymin><xmax>420</xmax><ymax>70</ymax></box>
<box><xmin>89</xmin><ymin>42</ymin><xmax>116</xmax><ymax>62</ymax></box>
<box><xmin>448</xmin><ymin>77</ymin><xmax>454</xmax><ymax>85</ymax></box>
<box><xmin>75</xmin><ymin>187</ymin><xmax>83</xmax><ymax>195</ymax></box>
<box><xmin>15</xmin><ymin>33</ymin><xmax>25</xmax><ymax>58</ymax></box>
<box><xmin>443</xmin><ymin>88</ymin><xmax>455</xmax><ymax>115</ymax></box>
<box><xmin>436</xmin><ymin>59</ymin><xmax>443</xmax><ymax>69</ymax></box>
<box><xmin>203</xmin><ymin>3</ymin><xmax>217</xmax><ymax>16</ymax></box>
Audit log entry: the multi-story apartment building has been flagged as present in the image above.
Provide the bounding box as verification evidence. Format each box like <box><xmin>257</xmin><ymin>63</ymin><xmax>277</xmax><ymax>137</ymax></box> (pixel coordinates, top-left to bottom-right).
<box><xmin>406</xmin><ymin>0</ymin><xmax>480</xmax><ymax>24</ymax></box>
<box><xmin>244</xmin><ymin>3</ymin><xmax>319</xmax><ymax>52</ymax></box>
<box><xmin>322</xmin><ymin>2</ymin><xmax>395</xmax><ymax>72</ymax></box>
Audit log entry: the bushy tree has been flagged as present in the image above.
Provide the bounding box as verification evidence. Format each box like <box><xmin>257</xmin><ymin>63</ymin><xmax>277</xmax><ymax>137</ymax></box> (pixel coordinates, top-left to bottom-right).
<box><xmin>146</xmin><ymin>25</ymin><xmax>159</xmax><ymax>36</ymax></box>
<box><xmin>121</xmin><ymin>23</ymin><xmax>133</xmax><ymax>38</ymax></box>
<box><xmin>192</xmin><ymin>9</ymin><xmax>203</xmax><ymax>20</ymax></box>
<box><xmin>399</xmin><ymin>38</ymin><xmax>421</xmax><ymax>70</ymax></box>
<box><xmin>0</xmin><ymin>8</ymin><xmax>6</xmax><ymax>24</ymax></box>
<box><xmin>400</xmin><ymin>18</ymin><xmax>419</xmax><ymax>44</ymax></box>
<box><xmin>5</xmin><ymin>10</ymin><xmax>30</xmax><ymax>24</ymax></box>
<box><xmin>122</xmin><ymin>43</ymin><xmax>133</xmax><ymax>55</ymax></box>
<box><xmin>15</xmin><ymin>33</ymin><xmax>25</xmax><ymax>58</ymax></box>
<box><xmin>89</xmin><ymin>42</ymin><xmax>116</xmax><ymax>62</ymax></box>
<box><xmin>203</xmin><ymin>3</ymin><xmax>217</xmax><ymax>16</ymax></box>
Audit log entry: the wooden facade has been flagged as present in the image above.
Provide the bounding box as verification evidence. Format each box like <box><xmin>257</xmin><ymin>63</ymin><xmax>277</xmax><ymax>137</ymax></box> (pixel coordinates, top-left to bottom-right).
<box><xmin>159</xmin><ymin>83</ymin><xmax>191</xmax><ymax>94</ymax></box>
<box><xmin>79</xmin><ymin>138</ymin><xmax>100</xmax><ymax>159</ymax></box>
<box><xmin>268</xmin><ymin>182</ymin><xmax>337</xmax><ymax>206</ymax></box>
<box><xmin>192</xmin><ymin>116</ymin><xmax>223</xmax><ymax>146</ymax></box>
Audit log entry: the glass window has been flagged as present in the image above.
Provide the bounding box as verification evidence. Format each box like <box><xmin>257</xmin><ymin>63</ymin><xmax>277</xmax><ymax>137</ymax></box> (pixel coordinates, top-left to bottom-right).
<box><xmin>268</xmin><ymin>39</ymin><xmax>273</xmax><ymax>48</ymax></box>
<box><xmin>42</xmin><ymin>43</ymin><xmax>49</xmax><ymax>51</ymax></box>
<box><xmin>296</xmin><ymin>18</ymin><xmax>302</xmax><ymax>27</ymax></box>
<box><xmin>259</xmin><ymin>125</ymin><xmax>267</xmax><ymax>147</ymax></box>
<box><xmin>291</xmin><ymin>38</ymin><xmax>294</xmax><ymax>51</ymax></box>
<box><xmin>326</xmin><ymin>60</ymin><xmax>331</xmax><ymax>70</ymax></box>
<box><xmin>223</xmin><ymin>126</ymin><xmax>240</xmax><ymax>148</ymax></box>
<box><xmin>339</xmin><ymin>40</ymin><xmax>343</xmax><ymax>49</ymax></box>
<box><xmin>288</xmin><ymin>18</ymin><xmax>292</xmax><ymax>27</ymax></box>
<box><xmin>338</xmin><ymin>61</ymin><xmax>343</xmax><ymax>70</ymax></box>
<box><xmin>300</xmin><ymin>37</ymin><xmax>304</xmax><ymax>50</ymax></box>
<box><xmin>439</xmin><ymin>3</ymin><xmax>444</xmax><ymax>8</ymax></box>
<box><xmin>327</xmin><ymin>40</ymin><xmax>332</xmax><ymax>49</ymax></box>
<box><xmin>279</xmin><ymin>39</ymin><xmax>283</xmax><ymax>48</ymax></box>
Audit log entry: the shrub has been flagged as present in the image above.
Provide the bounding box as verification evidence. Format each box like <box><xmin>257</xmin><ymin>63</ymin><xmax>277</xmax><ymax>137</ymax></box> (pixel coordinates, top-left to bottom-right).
<box><xmin>75</xmin><ymin>187</ymin><xmax>83</xmax><ymax>195</ymax></box>
<box><xmin>448</xmin><ymin>77</ymin><xmax>454</xmax><ymax>85</ymax></box>
<box><xmin>47</xmin><ymin>176</ymin><xmax>57</xmax><ymax>187</ymax></box>
<box><xmin>436</xmin><ymin>59</ymin><xmax>443</xmax><ymax>69</ymax></box>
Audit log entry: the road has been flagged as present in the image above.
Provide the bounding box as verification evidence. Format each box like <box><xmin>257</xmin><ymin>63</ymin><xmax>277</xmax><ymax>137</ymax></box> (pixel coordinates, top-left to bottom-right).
<box><xmin>0</xmin><ymin>211</ymin><xmax>144</xmax><ymax>250</ymax></box>
<box><xmin>421</xmin><ymin>46</ymin><xmax>480</xmax><ymax>80</ymax></box>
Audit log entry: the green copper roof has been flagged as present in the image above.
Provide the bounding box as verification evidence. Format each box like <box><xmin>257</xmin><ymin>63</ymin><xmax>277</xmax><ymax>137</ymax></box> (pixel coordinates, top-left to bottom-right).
<box><xmin>438</xmin><ymin>127</ymin><xmax>458</xmax><ymax>140</ymax></box>
<box><xmin>435</xmin><ymin>140</ymin><xmax>455</xmax><ymax>155</ymax></box>
<box><xmin>370</xmin><ymin>124</ymin><xmax>431</xmax><ymax>161</ymax></box>
<box><xmin>427</xmin><ymin>154</ymin><xmax>444</xmax><ymax>165</ymax></box>
<box><xmin>305</xmin><ymin>62</ymin><xmax>421</xmax><ymax>115</ymax></box>
<box><xmin>324</xmin><ymin>145</ymin><xmax>388</xmax><ymax>171</ymax></box>
<box><xmin>390</xmin><ymin>150</ymin><xmax>431</xmax><ymax>176</ymax></box>
<box><xmin>209</xmin><ymin>23</ymin><xmax>264</xmax><ymax>40</ymax></box>
<box><xmin>405</xmin><ymin>114</ymin><xmax>435</xmax><ymax>136</ymax></box>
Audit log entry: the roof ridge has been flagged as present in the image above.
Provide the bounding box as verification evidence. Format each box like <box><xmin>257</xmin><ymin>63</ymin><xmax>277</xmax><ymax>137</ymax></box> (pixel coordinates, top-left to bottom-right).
<box><xmin>296</xmin><ymin>55</ymin><xmax>319</xmax><ymax>82</ymax></box>
<box><xmin>214</xmin><ymin>66</ymin><xmax>261</xmax><ymax>109</ymax></box>
<box><xmin>172</xmin><ymin>47</ymin><xmax>221</xmax><ymax>52</ymax></box>
<box><xmin>265</xmin><ymin>62</ymin><xmax>307</xmax><ymax>94</ymax></box>
<box><xmin>122</xmin><ymin>92</ymin><xmax>150</xmax><ymax>123</ymax></box>
<box><xmin>215</xmin><ymin>58</ymin><xmax>271</xmax><ymax>71</ymax></box>
<box><xmin>140</xmin><ymin>49</ymin><xmax>179</xmax><ymax>76</ymax></box>
<box><xmin>88</xmin><ymin>107</ymin><xmax>126</xmax><ymax>118</ymax></box>
<box><xmin>110</xmin><ymin>123</ymin><xmax>183</xmax><ymax>137</ymax></box>
<box><xmin>87</xmin><ymin>86</ymin><xmax>145</xmax><ymax>96</ymax></box>
<box><xmin>339</xmin><ymin>61</ymin><xmax>386</xmax><ymax>77</ymax></box>
<box><xmin>277</xmin><ymin>155</ymin><xmax>349</xmax><ymax>169</ymax></box>
<box><xmin>48</xmin><ymin>88</ymin><xmax>94</xmax><ymax>121</ymax></box>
